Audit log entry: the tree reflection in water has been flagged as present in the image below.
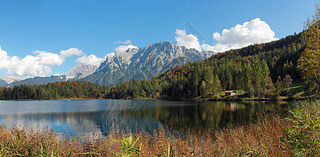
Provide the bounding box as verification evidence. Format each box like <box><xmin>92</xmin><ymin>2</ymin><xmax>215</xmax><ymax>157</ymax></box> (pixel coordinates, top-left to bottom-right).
<box><xmin>121</xmin><ymin>101</ymin><xmax>289</xmax><ymax>132</ymax></box>
<box><xmin>0</xmin><ymin>100</ymin><xmax>289</xmax><ymax>137</ymax></box>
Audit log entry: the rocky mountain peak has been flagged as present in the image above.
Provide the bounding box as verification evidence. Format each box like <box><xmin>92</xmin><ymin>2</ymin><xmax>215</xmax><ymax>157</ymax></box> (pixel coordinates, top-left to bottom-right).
<box><xmin>0</xmin><ymin>76</ymin><xmax>24</xmax><ymax>84</ymax></box>
<box><xmin>66</xmin><ymin>64</ymin><xmax>99</xmax><ymax>79</ymax></box>
<box><xmin>82</xmin><ymin>41</ymin><xmax>215</xmax><ymax>85</ymax></box>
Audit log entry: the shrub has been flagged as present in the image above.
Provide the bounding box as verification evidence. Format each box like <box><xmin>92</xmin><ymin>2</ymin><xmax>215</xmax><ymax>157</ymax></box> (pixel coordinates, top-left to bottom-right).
<box><xmin>284</xmin><ymin>100</ymin><xmax>320</xmax><ymax>156</ymax></box>
<box><xmin>113</xmin><ymin>135</ymin><xmax>142</xmax><ymax>157</ymax></box>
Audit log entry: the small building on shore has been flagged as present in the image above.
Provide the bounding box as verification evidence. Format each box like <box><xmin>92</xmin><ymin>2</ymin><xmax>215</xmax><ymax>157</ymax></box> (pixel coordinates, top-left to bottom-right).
<box><xmin>225</xmin><ymin>90</ymin><xmax>236</xmax><ymax>96</ymax></box>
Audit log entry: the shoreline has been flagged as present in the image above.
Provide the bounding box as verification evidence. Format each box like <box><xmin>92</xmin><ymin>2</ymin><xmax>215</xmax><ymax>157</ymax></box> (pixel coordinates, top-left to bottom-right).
<box><xmin>205</xmin><ymin>96</ymin><xmax>318</xmax><ymax>102</ymax></box>
<box><xmin>0</xmin><ymin>95</ymin><xmax>317</xmax><ymax>102</ymax></box>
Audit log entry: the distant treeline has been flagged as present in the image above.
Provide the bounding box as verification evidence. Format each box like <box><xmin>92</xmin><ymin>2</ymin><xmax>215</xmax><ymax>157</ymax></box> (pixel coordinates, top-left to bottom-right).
<box><xmin>0</xmin><ymin>33</ymin><xmax>306</xmax><ymax>100</ymax></box>
<box><xmin>0</xmin><ymin>81</ymin><xmax>107</xmax><ymax>100</ymax></box>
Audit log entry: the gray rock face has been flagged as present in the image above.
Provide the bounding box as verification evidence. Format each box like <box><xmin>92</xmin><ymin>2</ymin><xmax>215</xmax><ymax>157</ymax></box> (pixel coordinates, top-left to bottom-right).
<box><xmin>66</xmin><ymin>64</ymin><xmax>98</xmax><ymax>80</ymax></box>
<box><xmin>82</xmin><ymin>41</ymin><xmax>215</xmax><ymax>85</ymax></box>
<box><xmin>0</xmin><ymin>80</ymin><xmax>6</xmax><ymax>87</ymax></box>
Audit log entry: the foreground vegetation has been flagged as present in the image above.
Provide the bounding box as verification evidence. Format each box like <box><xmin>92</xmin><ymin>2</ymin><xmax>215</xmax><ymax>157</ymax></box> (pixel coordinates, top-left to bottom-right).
<box><xmin>0</xmin><ymin>100</ymin><xmax>319</xmax><ymax>156</ymax></box>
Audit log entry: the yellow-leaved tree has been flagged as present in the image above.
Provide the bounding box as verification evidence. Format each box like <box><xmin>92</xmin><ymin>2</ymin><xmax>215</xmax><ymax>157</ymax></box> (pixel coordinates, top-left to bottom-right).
<box><xmin>297</xmin><ymin>1</ymin><xmax>320</xmax><ymax>94</ymax></box>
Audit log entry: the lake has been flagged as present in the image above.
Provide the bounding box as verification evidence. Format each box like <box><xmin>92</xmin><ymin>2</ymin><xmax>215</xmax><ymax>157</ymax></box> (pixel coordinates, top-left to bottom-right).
<box><xmin>0</xmin><ymin>99</ymin><xmax>289</xmax><ymax>137</ymax></box>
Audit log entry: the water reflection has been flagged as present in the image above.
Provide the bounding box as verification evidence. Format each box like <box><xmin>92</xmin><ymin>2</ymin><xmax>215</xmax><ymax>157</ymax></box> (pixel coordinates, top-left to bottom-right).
<box><xmin>0</xmin><ymin>100</ymin><xmax>288</xmax><ymax>137</ymax></box>
<box><xmin>123</xmin><ymin>101</ymin><xmax>288</xmax><ymax>131</ymax></box>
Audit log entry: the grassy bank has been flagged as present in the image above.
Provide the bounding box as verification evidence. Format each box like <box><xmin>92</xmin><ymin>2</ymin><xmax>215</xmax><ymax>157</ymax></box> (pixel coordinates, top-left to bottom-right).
<box><xmin>204</xmin><ymin>82</ymin><xmax>316</xmax><ymax>102</ymax></box>
<box><xmin>0</xmin><ymin>100</ymin><xmax>319</xmax><ymax>156</ymax></box>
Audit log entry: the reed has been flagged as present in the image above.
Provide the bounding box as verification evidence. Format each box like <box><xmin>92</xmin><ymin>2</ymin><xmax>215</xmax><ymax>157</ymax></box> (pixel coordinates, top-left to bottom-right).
<box><xmin>0</xmin><ymin>100</ymin><xmax>319</xmax><ymax>156</ymax></box>
<box><xmin>0</xmin><ymin>118</ymin><xmax>289</xmax><ymax>156</ymax></box>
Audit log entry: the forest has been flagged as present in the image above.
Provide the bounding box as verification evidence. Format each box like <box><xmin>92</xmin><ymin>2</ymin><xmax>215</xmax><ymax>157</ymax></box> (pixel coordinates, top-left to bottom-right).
<box><xmin>0</xmin><ymin>81</ymin><xmax>107</xmax><ymax>100</ymax></box>
<box><xmin>104</xmin><ymin>32</ymin><xmax>306</xmax><ymax>99</ymax></box>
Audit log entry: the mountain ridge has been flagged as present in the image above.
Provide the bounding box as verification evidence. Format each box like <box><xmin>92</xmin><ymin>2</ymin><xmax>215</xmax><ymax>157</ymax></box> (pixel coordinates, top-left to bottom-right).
<box><xmin>82</xmin><ymin>41</ymin><xmax>215</xmax><ymax>85</ymax></box>
<box><xmin>3</xmin><ymin>41</ymin><xmax>215</xmax><ymax>86</ymax></box>
<box><xmin>0</xmin><ymin>76</ymin><xmax>24</xmax><ymax>87</ymax></box>
<box><xmin>7</xmin><ymin>75</ymin><xmax>68</xmax><ymax>87</ymax></box>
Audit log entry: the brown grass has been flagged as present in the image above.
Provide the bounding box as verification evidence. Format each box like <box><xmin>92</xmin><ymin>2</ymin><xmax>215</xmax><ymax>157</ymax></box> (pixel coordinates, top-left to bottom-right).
<box><xmin>0</xmin><ymin>115</ymin><xmax>292</xmax><ymax>157</ymax></box>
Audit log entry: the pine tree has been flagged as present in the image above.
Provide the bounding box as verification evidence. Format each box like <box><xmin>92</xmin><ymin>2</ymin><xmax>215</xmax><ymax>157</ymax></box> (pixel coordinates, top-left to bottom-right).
<box><xmin>213</xmin><ymin>74</ymin><xmax>222</xmax><ymax>95</ymax></box>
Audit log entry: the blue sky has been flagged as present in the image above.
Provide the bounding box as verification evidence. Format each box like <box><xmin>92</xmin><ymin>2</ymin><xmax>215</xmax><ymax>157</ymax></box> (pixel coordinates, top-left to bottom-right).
<box><xmin>0</xmin><ymin>0</ymin><xmax>315</xmax><ymax>78</ymax></box>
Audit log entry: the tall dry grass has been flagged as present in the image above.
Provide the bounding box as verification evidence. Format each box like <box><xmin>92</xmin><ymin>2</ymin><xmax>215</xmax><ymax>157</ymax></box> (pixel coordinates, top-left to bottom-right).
<box><xmin>0</xmin><ymin>115</ymin><xmax>292</xmax><ymax>157</ymax></box>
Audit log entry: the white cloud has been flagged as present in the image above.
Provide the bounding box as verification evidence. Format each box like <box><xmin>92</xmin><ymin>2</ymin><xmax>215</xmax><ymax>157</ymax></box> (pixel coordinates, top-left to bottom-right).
<box><xmin>175</xmin><ymin>18</ymin><xmax>277</xmax><ymax>53</ymax></box>
<box><xmin>114</xmin><ymin>40</ymin><xmax>132</xmax><ymax>44</ymax></box>
<box><xmin>209</xmin><ymin>44</ymin><xmax>231</xmax><ymax>53</ymax></box>
<box><xmin>34</xmin><ymin>51</ymin><xmax>64</xmax><ymax>66</ymax></box>
<box><xmin>60</xmin><ymin>48</ymin><xmax>84</xmax><ymax>58</ymax></box>
<box><xmin>0</xmin><ymin>46</ymin><xmax>88</xmax><ymax>78</ymax></box>
<box><xmin>115</xmin><ymin>45</ymin><xmax>138</xmax><ymax>53</ymax></box>
<box><xmin>175</xmin><ymin>29</ymin><xmax>202</xmax><ymax>51</ymax></box>
<box><xmin>201</xmin><ymin>44</ymin><xmax>215</xmax><ymax>51</ymax></box>
<box><xmin>2</xmin><ymin>54</ymin><xmax>54</xmax><ymax>78</ymax></box>
<box><xmin>12</xmin><ymin>55</ymin><xmax>52</xmax><ymax>77</ymax></box>
<box><xmin>75</xmin><ymin>54</ymin><xmax>104</xmax><ymax>66</ymax></box>
<box><xmin>212</xmin><ymin>18</ymin><xmax>278</xmax><ymax>52</ymax></box>
<box><xmin>0</xmin><ymin>47</ymin><xmax>16</xmax><ymax>70</ymax></box>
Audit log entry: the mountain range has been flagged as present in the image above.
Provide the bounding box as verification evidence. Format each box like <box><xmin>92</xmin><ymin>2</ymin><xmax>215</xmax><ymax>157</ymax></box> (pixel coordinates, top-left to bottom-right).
<box><xmin>82</xmin><ymin>41</ymin><xmax>214</xmax><ymax>85</ymax></box>
<box><xmin>2</xmin><ymin>41</ymin><xmax>215</xmax><ymax>87</ymax></box>
<box><xmin>0</xmin><ymin>76</ymin><xmax>24</xmax><ymax>87</ymax></box>
<box><xmin>8</xmin><ymin>75</ymin><xmax>68</xmax><ymax>87</ymax></box>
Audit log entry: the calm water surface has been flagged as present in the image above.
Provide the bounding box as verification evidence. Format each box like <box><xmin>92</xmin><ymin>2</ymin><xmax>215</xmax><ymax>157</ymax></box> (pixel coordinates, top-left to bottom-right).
<box><xmin>0</xmin><ymin>99</ymin><xmax>289</xmax><ymax>137</ymax></box>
